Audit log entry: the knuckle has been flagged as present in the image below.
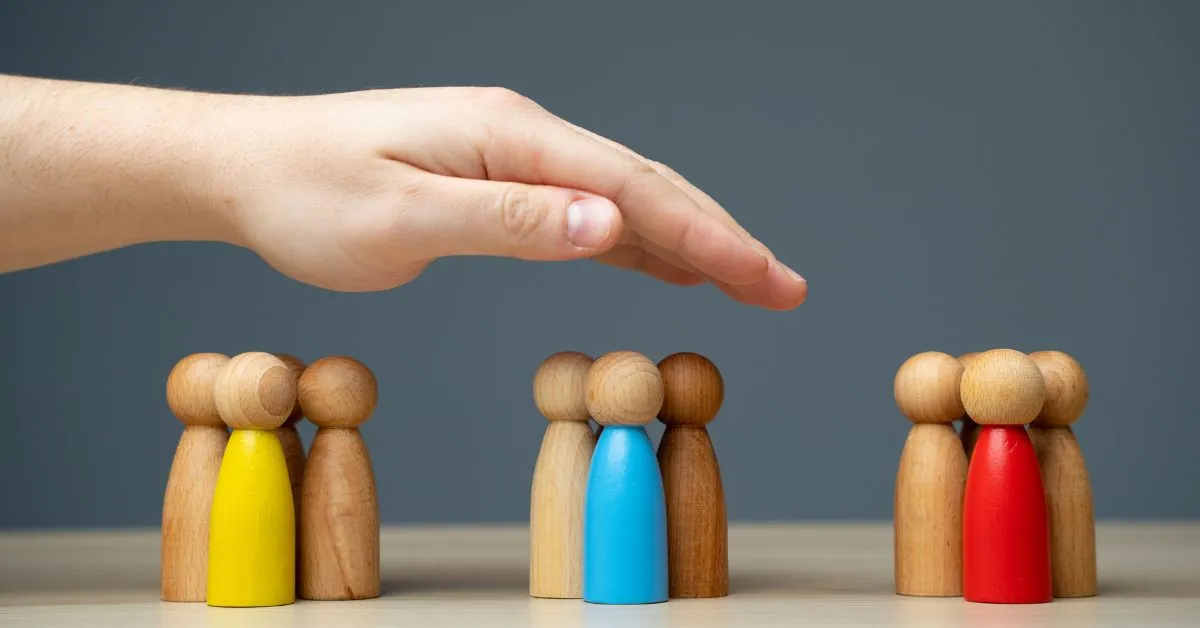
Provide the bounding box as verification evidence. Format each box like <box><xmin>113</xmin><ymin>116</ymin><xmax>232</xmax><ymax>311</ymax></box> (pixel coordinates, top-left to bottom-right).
<box><xmin>380</xmin><ymin>181</ymin><xmax>427</xmax><ymax>232</ymax></box>
<box><xmin>612</xmin><ymin>159</ymin><xmax>658</xmax><ymax>202</ymax></box>
<box><xmin>474</xmin><ymin>86</ymin><xmax>538</xmax><ymax>111</ymax></box>
<box><xmin>647</xmin><ymin>159</ymin><xmax>682</xmax><ymax>182</ymax></box>
<box><xmin>498</xmin><ymin>186</ymin><xmax>546</xmax><ymax>243</ymax></box>
<box><xmin>349</xmin><ymin>178</ymin><xmax>426</xmax><ymax>242</ymax></box>
<box><xmin>630</xmin><ymin>159</ymin><xmax>658</xmax><ymax>180</ymax></box>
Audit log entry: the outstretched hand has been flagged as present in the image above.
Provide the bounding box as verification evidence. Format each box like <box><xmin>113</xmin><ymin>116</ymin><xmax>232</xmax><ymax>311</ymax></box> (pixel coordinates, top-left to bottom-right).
<box><xmin>0</xmin><ymin>78</ymin><xmax>806</xmax><ymax>310</ymax></box>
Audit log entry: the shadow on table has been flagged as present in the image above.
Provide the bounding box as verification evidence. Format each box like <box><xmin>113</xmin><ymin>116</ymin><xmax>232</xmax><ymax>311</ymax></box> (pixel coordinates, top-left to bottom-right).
<box><xmin>1093</xmin><ymin>578</ymin><xmax>1200</xmax><ymax>600</ymax></box>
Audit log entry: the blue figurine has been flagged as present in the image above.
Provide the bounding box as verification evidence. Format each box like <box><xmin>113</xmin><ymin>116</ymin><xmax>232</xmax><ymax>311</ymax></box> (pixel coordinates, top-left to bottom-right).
<box><xmin>582</xmin><ymin>351</ymin><xmax>668</xmax><ymax>605</ymax></box>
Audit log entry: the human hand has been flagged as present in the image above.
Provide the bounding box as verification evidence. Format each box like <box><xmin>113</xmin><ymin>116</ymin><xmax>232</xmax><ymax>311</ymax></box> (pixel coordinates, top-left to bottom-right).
<box><xmin>211</xmin><ymin>87</ymin><xmax>807</xmax><ymax>310</ymax></box>
<box><xmin>0</xmin><ymin>78</ymin><xmax>806</xmax><ymax>310</ymax></box>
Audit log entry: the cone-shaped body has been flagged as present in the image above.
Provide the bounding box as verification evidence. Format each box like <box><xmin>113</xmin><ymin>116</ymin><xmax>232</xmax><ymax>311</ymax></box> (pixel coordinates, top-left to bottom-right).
<box><xmin>583</xmin><ymin>426</ymin><xmax>668</xmax><ymax>604</ymax></box>
<box><xmin>657</xmin><ymin>426</ymin><xmax>728</xmax><ymax>598</ymax></box>
<box><xmin>207</xmin><ymin>430</ymin><xmax>295</xmax><ymax>607</ymax></box>
<box><xmin>963</xmin><ymin>425</ymin><xmax>1052</xmax><ymax>604</ymax></box>
<box><xmin>894</xmin><ymin>423</ymin><xmax>967</xmax><ymax>596</ymax></box>
<box><xmin>530</xmin><ymin>421</ymin><xmax>596</xmax><ymax>598</ymax></box>
<box><xmin>161</xmin><ymin>425</ymin><xmax>228</xmax><ymax>601</ymax></box>
<box><xmin>1031</xmin><ymin>426</ymin><xmax>1097</xmax><ymax>598</ymax></box>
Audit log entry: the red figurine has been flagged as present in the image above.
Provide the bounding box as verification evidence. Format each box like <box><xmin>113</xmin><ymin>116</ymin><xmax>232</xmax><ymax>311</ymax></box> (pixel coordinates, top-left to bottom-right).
<box><xmin>960</xmin><ymin>349</ymin><xmax>1053</xmax><ymax>604</ymax></box>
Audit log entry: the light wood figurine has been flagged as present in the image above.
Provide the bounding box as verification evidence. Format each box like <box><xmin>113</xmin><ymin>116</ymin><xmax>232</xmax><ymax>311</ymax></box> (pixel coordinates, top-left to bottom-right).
<box><xmin>529</xmin><ymin>351</ymin><xmax>597</xmax><ymax>599</ymax></box>
<box><xmin>1029</xmin><ymin>350</ymin><xmax>1096</xmax><ymax>598</ymax></box>
<box><xmin>162</xmin><ymin>352</ymin><xmax>230</xmax><ymax>602</ymax></box>
<box><xmin>892</xmin><ymin>351</ymin><xmax>968</xmax><ymax>597</ymax></box>
<box><xmin>298</xmin><ymin>356</ymin><xmax>380</xmax><ymax>600</ymax></box>
<box><xmin>275</xmin><ymin>353</ymin><xmax>307</xmax><ymax>591</ymax></box>
<box><xmin>207</xmin><ymin>352</ymin><xmax>298</xmax><ymax>607</ymax></box>
<box><xmin>655</xmin><ymin>352</ymin><xmax>728</xmax><ymax>598</ymax></box>
<box><xmin>957</xmin><ymin>352</ymin><xmax>982</xmax><ymax>459</ymax></box>
<box><xmin>274</xmin><ymin>354</ymin><xmax>308</xmax><ymax>520</ymax></box>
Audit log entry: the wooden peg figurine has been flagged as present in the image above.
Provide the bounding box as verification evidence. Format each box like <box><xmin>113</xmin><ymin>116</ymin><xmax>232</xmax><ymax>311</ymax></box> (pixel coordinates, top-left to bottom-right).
<box><xmin>274</xmin><ymin>354</ymin><xmax>308</xmax><ymax>521</ymax></box>
<box><xmin>961</xmin><ymin>349</ymin><xmax>1052</xmax><ymax>604</ymax></box>
<box><xmin>529</xmin><ymin>352</ymin><xmax>597</xmax><ymax>599</ymax></box>
<box><xmin>207</xmin><ymin>352</ymin><xmax>298</xmax><ymax>607</ymax></box>
<box><xmin>656</xmin><ymin>352</ymin><xmax>728</xmax><ymax>599</ymax></box>
<box><xmin>956</xmin><ymin>352</ymin><xmax>981</xmax><ymax>459</ymax></box>
<box><xmin>582</xmin><ymin>351</ymin><xmax>668</xmax><ymax>605</ymax></box>
<box><xmin>298</xmin><ymin>356</ymin><xmax>380</xmax><ymax>600</ymax></box>
<box><xmin>892</xmin><ymin>351</ymin><xmax>967</xmax><ymax>597</ymax></box>
<box><xmin>162</xmin><ymin>353</ymin><xmax>231</xmax><ymax>602</ymax></box>
<box><xmin>1029</xmin><ymin>350</ymin><xmax>1096</xmax><ymax>598</ymax></box>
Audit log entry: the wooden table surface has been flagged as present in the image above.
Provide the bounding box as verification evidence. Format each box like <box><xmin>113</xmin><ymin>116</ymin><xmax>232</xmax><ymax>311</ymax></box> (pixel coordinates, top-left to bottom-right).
<box><xmin>0</xmin><ymin>523</ymin><xmax>1197</xmax><ymax>627</ymax></box>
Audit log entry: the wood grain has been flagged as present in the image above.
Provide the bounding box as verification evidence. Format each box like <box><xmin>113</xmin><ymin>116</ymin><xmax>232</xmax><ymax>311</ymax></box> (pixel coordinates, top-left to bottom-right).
<box><xmin>585</xmin><ymin>351</ymin><xmax>663</xmax><ymax>426</ymax></box>
<box><xmin>959</xmin><ymin>349</ymin><xmax>1045</xmax><ymax>426</ymax></box>
<box><xmin>161</xmin><ymin>352</ymin><xmax>230</xmax><ymax>602</ymax></box>
<box><xmin>212</xmin><ymin>352</ymin><xmax>296</xmax><ymax>430</ymax></box>
<box><xmin>893</xmin><ymin>423</ymin><xmax>966</xmax><ymax>596</ymax></box>
<box><xmin>277</xmin><ymin>422</ymin><xmax>306</xmax><ymax>590</ymax></box>
<box><xmin>300</xmin><ymin>428</ymin><xmax>380</xmax><ymax>600</ymax></box>
<box><xmin>297</xmin><ymin>356</ymin><xmax>380</xmax><ymax>600</ymax></box>
<box><xmin>656</xmin><ymin>352</ymin><xmax>728</xmax><ymax>598</ymax></box>
<box><xmin>160</xmin><ymin>425</ymin><xmax>227</xmax><ymax>601</ymax></box>
<box><xmin>658</xmin><ymin>426</ymin><xmax>728</xmax><ymax>598</ymax></box>
<box><xmin>1029</xmin><ymin>350</ymin><xmax>1095</xmax><ymax>598</ymax></box>
<box><xmin>957</xmin><ymin>353</ymin><xmax>981</xmax><ymax>459</ymax></box>
<box><xmin>275</xmin><ymin>353</ymin><xmax>308</xmax><ymax>523</ymax></box>
<box><xmin>529</xmin><ymin>352</ymin><xmax>596</xmax><ymax>599</ymax></box>
<box><xmin>1031</xmin><ymin>426</ymin><xmax>1097</xmax><ymax>597</ymax></box>
<box><xmin>892</xmin><ymin>352</ymin><xmax>968</xmax><ymax>596</ymax></box>
<box><xmin>529</xmin><ymin>421</ymin><xmax>595</xmax><ymax>598</ymax></box>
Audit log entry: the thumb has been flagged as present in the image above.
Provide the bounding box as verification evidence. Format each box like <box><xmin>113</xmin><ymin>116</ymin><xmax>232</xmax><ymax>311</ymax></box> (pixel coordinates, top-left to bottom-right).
<box><xmin>411</xmin><ymin>173</ymin><xmax>624</xmax><ymax>261</ymax></box>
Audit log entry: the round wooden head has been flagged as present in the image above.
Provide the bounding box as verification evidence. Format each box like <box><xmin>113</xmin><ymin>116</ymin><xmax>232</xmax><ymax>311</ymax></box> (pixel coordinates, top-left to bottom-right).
<box><xmin>533</xmin><ymin>352</ymin><xmax>593</xmax><ymax>422</ymax></box>
<box><xmin>657</xmin><ymin>352</ymin><xmax>724</xmax><ymax>427</ymax></box>
<box><xmin>213</xmin><ymin>352</ymin><xmax>298</xmax><ymax>430</ymax></box>
<box><xmin>167</xmin><ymin>353</ymin><xmax>231</xmax><ymax>427</ymax></box>
<box><xmin>585</xmin><ymin>351</ymin><xmax>663</xmax><ymax>427</ymax></box>
<box><xmin>960</xmin><ymin>349</ymin><xmax>1045</xmax><ymax>425</ymax></box>
<box><xmin>1029</xmin><ymin>351</ymin><xmax>1089</xmax><ymax>427</ymax></box>
<box><xmin>275</xmin><ymin>353</ymin><xmax>307</xmax><ymax>427</ymax></box>
<box><xmin>893</xmin><ymin>351</ymin><xmax>965</xmax><ymax>424</ymax></box>
<box><xmin>298</xmin><ymin>356</ymin><xmax>378</xmax><ymax>428</ymax></box>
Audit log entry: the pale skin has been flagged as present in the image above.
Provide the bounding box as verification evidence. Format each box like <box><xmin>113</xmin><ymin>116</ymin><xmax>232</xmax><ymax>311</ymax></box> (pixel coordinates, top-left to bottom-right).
<box><xmin>0</xmin><ymin>74</ymin><xmax>807</xmax><ymax>310</ymax></box>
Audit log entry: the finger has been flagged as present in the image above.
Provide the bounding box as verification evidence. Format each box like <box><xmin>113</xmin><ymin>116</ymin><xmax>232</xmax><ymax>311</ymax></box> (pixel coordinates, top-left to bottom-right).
<box><xmin>616</xmin><ymin>229</ymin><xmax>703</xmax><ymax>277</ymax></box>
<box><xmin>594</xmin><ymin>246</ymin><xmax>706</xmax><ymax>286</ymax></box>
<box><xmin>711</xmin><ymin>266</ymin><xmax>811</xmax><ymax>311</ymax></box>
<box><xmin>408</xmin><ymin>171</ymin><xmax>624</xmax><ymax>261</ymax></box>
<box><xmin>563</xmin><ymin>120</ymin><xmax>808</xmax><ymax>309</ymax></box>
<box><xmin>561</xmin><ymin>121</ymin><xmax>760</xmax><ymax>241</ymax></box>
<box><xmin>615</xmin><ymin>230</ymin><xmax>806</xmax><ymax>309</ymax></box>
<box><xmin>472</xmin><ymin>97</ymin><xmax>770</xmax><ymax>287</ymax></box>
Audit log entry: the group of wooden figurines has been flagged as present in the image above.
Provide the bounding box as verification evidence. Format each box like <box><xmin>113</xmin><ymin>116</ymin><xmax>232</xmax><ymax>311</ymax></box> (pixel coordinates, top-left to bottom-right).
<box><xmin>161</xmin><ymin>351</ymin><xmax>380</xmax><ymax>607</ymax></box>
<box><xmin>893</xmin><ymin>348</ymin><xmax>1094</xmax><ymax>604</ymax></box>
<box><xmin>530</xmin><ymin>350</ymin><xmax>728</xmax><ymax>604</ymax></box>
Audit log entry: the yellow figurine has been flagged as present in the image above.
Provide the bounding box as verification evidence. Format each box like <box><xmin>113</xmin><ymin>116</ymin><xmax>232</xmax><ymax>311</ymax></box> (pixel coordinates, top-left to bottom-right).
<box><xmin>207</xmin><ymin>352</ymin><xmax>299</xmax><ymax>607</ymax></box>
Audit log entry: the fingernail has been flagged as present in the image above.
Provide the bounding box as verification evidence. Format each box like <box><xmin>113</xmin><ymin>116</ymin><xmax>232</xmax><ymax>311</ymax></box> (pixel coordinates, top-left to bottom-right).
<box><xmin>566</xmin><ymin>197</ymin><xmax>615</xmax><ymax>248</ymax></box>
<box><xmin>781</xmin><ymin>261</ymin><xmax>806</xmax><ymax>283</ymax></box>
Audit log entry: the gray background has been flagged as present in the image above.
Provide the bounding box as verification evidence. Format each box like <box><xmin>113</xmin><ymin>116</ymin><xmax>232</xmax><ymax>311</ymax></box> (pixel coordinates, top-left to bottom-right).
<box><xmin>0</xmin><ymin>1</ymin><xmax>1196</xmax><ymax>529</ymax></box>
